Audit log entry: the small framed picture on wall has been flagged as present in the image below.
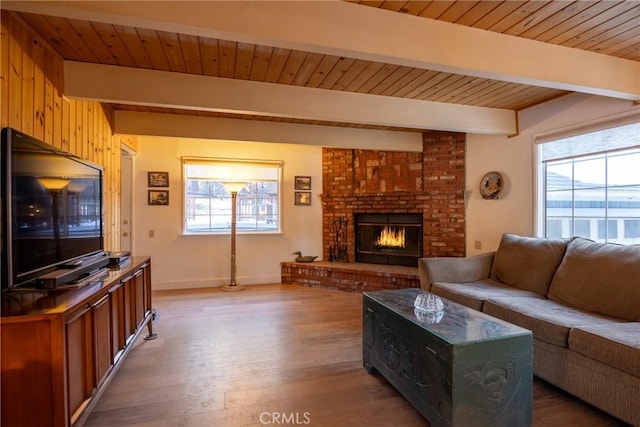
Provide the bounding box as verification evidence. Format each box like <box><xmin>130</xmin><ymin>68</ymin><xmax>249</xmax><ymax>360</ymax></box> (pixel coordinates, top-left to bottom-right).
<box><xmin>295</xmin><ymin>191</ymin><xmax>311</xmax><ymax>206</ymax></box>
<box><xmin>148</xmin><ymin>190</ymin><xmax>169</xmax><ymax>206</ymax></box>
<box><xmin>294</xmin><ymin>176</ymin><xmax>311</xmax><ymax>191</ymax></box>
<box><xmin>148</xmin><ymin>171</ymin><xmax>169</xmax><ymax>187</ymax></box>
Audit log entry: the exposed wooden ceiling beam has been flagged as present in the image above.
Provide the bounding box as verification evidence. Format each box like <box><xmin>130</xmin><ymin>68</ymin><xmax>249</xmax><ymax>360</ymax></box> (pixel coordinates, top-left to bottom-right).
<box><xmin>114</xmin><ymin>111</ymin><xmax>424</xmax><ymax>151</ymax></box>
<box><xmin>4</xmin><ymin>0</ymin><xmax>640</xmax><ymax>100</ymax></box>
<box><xmin>65</xmin><ymin>61</ymin><xmax>517</xmax><ymax>135</ymax></box>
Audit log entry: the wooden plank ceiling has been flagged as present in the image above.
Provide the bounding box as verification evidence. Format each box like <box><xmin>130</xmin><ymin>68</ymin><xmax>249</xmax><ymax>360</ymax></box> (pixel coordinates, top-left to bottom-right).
<box><xmin>11</xmin><ymin>1</ymin><xmax>640</xmax><ymax>133</ymax></box>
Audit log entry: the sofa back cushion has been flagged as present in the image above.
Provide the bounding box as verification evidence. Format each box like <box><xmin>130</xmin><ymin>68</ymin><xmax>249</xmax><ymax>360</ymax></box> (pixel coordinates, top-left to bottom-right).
<box><xmin>548</xmin><ymin>238</ymin><xmax>640</xmax><ymax>321</ymax></box>
<box><xmin>490</xmin><ymin>233</ymin><xmax>568</xmax><ymax>295</ymax></box>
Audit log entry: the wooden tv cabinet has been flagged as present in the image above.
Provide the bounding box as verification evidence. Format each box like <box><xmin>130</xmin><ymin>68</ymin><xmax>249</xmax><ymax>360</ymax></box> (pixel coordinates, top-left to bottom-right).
<box><xmin>1</xmin><ymin>256</ymin><xmax>156</xmax><ymax>427</ymax></box>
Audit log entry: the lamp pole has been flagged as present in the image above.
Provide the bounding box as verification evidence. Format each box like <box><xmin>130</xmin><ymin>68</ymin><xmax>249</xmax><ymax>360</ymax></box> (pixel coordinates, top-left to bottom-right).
<box><xmin>222</xmin><ymin>186</ymin><xmax>245</xmax><ymax>291</ymax></box>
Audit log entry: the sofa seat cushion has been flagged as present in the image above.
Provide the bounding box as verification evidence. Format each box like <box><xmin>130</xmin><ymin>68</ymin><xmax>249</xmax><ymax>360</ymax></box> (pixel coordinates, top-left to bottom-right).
<box><xmin>483</xmin><ymin>297</ymin><xmax>623</xmax><ymax>347</ymax></box>
<box><xmin>569</xmin><ymin>323</ymin><xmax>640</xmax><ymax>377</ymax></box>
<box><xmin>431</xmin><ymin>279</ymin><xmax>543</xmax><ymax>311</ymax></box>
<box><xmin>547</xmin><ymin>238</ymin><xmax>640</xmax><ymax>321</ymax></box>
<box><xmin>490</xmin><ymin>233</ymin><xmax>569</xmax><ymax>296</ymax></box>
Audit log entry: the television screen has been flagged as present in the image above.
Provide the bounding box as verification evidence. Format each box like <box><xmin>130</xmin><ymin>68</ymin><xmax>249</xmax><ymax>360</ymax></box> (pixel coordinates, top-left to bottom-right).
<box><xmin>1</xmin><ymin>128</ymin><xmax>104</xmax><ymax>289</ymax></box>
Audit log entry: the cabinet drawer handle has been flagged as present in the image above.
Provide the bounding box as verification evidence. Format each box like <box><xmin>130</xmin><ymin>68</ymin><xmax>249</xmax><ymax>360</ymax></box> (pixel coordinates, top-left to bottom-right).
<box><xmin>425</xmin><ymin>345</ymin><xmax>438</xmax><ymax>356</ymax></box>
<box><xmin>91</xmin><ymin>295</ymin><xmax>109</xmax><ymax>308</ymax></box>
<box><xmin>67</xmin><ymin>306</ymin><xmax>91</xmax><ymax>323</ymax></box>
<box><xmin>121</xmin><ymin>275</ymin><xmax>134</xmax><ymax>283</ymax></box>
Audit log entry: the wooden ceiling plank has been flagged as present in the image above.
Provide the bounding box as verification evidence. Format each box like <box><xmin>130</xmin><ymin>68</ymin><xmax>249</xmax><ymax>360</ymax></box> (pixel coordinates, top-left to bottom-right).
<box><xmin>234</xmin><ymin>42</ymin><xmax>255</xmax><ymax>80</ymax></box>
<box><xmin>356</xmin><ymin>63</ymin><xmax>400</xmax><ymax>94</ymax></box>
<box><xmin>18</xmin><ymin>13</ymin><xmax>82</xmax><ymax>61</ymax></box>
<box><xmin>454</xmin><ymin>1</ymin><xmax>503</xmax><ymax>27</ymax></box>
<box><xmin>402</xmin><ymin>71</ymin><xmax>452</xmax><ymax>99</ymax></box>
<box><xmin>516</xmin><ymin>1</ymin><xmax>596</xmax><ymax>40</ymax></box>
<box><xmin>533</xmin><ymin>2</ymin><xmax>622</xmax><ymax>44</ymax></box>
<box><xmin>291</xmin><ymin>52</ymin><xmax>324</xmax><ymax>86</ymax></box>
<box><xmin>318</xmin><ymin>56</ymin><xmax>357</xmax><ymax>90</ymax></box>
<box><xmin>305</xmin><ymin>54</ymin><xmax>341</xmax><ymax>88</ymax></box>
<box><xmin>66</xmin><ymin>19</ymin><xmax>117</xmax><ymax>65</ymax></box>
<box><xmin>474</xmin><ymin>82</ymin><xmax>533</xmax><ymax>107</ymax></box>
<box><xmin>604</xmin><ymin>34</ymin><xmax>640</xmax><ymax>59</ymax></box>
<box><xmin>454</xmin><ymin>79</ymin><xmax>513</xmax><ymax>105</ymax></box>
<box><xmin>114</xmin><ymin>25</ymin><xmax>153</xmax><ymax>69</ymax></box>
<box><xmin>546</xmin><ymin>2</ymin><xmax>640</xmax><ymax>46</ymax></box>
<box><xmin>418</xmin><ymin>1</ymin><xmax>457</xmax><ymax>20</ymax></box>
<box><xmin>393</xmin><ymin>1</ymin><xmax>431</xmax><ymax>16</ymax></box>
<box><xmin>486</xmin><ymin>1</ymin><xmax>549</xmax><ymax>33</ymax></box>
<box><xmin>135</xmin><ymin>28</ymin><xmax>171</xmax><ymax>71</ymax></box>
<box><xmin>217</xmin><ymin>39</ymin><xmax>237</xmax><ymax>78</ymax></box>
<box><xmin>249</xmin><ymin>44</ymin><xmax>273</xmax><ymax>81</ymax></box>
<box><xmin>415</xmin><ymin>74</ymin><xmax>467</xmax><ymax>101</ymax></box>
<box><xmin>380</xmin><ymin>68</ymin><xmax>431</xmax><ymax>97</ymax></box>
<box><xmin>277</xmin><ymin>49</ymin><xmax>307</xmax><ymax>85</ymax></box>
<box><xmin>263</xmin><ymin>47</ymin><xmax>290</xmax><ymax>83</ymax></box>
<box><xmin>442</xmin><ymin>77</ymin><xmax>500</xmax><ymax>105</ymax></box>
<box><xmin>157</xmin><ymin>30</ymin><xmax>187</xmax><ymax>73</ymax></box>
<box><xmin>437</xmin><ymin>1</ymin><xmax>480</xmax><ymax>23</ymax></box>
<box><xmin>89</xmin><ymin>20</ymin><xmax>137</xmax><ymax>67</ymax></box>
<box><xmin>43</xmin><ymin>15</ymin><xmax>99</xmax><ymax>62</ymax></box>
<box><xmin>492</xmin><ymin>86</ymin><xmax>565</xmax><ymax>110</ymax></box>
<box><xmin>563</xmin><ymin>5</ymin><xmax>640</xmax><ymax>49</ymax></box>
<box><xmin>501</xmin><ymin>1</ymin><xmax>579</xmax><ymax>37</ymax></box>
<box><xmin>390</xmin><ymin>69</ymin><xmax>438</xmax><ymax>98</ymax></box>
<box><xmin>179</xmin><ymin>33</ymin><xmax>203</xmax><ymax>75</ymax></box>
<box><xmin>342</xmin><ymin>61</ymin><xmax>385</xmax><ymax>92</ymax></box>
<box><xmin>198</xmin><ymin>37</ymin><xmax>219</xmax><ymax>77</ymax></box>
<box><xmin>471</xmin><ymin>1</ymin><xmax>529</xmax><ymax>31</ymax></box>
<box><xmin>378</xmin><ymin>1</ymin><xmax>409</xmax><ymax>13</ymax></box>
<box><xmin>359</xmin><ymin>1</ymin><xmax>385</xmax><ymax>8</ymax></box>
<box><xmin>368</xmin><ymin>65</ymin><xmax>414</xmax><ymax>95</ymax></box>
<box><xmin>580</xmin><ymin>22</ymin><xmax>640</xmax><ymax>54</ymax></box>
<box><xmin>331</xmin><ymin>59</ymin><xmax>371</xmax><ymax>91</ymax></box>
<box><xmin>430</xmin><ymin>76</ymin><xmax>483</xmax><ymax>103</ymax></box>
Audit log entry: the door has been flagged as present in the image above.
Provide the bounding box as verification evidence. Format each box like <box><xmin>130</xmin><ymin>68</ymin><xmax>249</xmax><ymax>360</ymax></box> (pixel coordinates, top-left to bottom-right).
<box><xmin>120</xmin><ymin>151</ymin><xmax>134</xmax><ymax>252</ymax></box>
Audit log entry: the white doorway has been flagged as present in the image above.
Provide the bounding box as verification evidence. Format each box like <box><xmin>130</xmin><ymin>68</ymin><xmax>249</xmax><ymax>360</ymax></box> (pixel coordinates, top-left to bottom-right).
<box><xmin>120</xmin><ymin>148</ymin><xmax>135</xmax><ymax>252</ymax></box>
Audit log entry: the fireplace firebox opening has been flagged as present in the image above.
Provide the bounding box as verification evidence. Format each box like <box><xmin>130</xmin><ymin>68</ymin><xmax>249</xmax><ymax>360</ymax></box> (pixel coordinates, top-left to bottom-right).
<box><xmin>355</xmin><ymin>213</ymin><xmax>423</xmax><ymax>267</ymax></box>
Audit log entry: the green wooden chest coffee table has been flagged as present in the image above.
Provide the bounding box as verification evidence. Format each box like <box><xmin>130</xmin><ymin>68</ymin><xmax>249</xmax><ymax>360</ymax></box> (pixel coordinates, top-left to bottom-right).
<box><xmin>363</xmin><ymin>288</ymin><xmax>532</xmax><ymax>427</ymax></box>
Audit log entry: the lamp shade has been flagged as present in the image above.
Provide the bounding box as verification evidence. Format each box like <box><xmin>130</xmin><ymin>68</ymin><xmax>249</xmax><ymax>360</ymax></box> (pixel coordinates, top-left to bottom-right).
<box><xmin>222</xmin><ymin>181</ymin><xmax>248</xmax><ymax>193</ymax></box>
<box><xmin>37</xmin><ymin>177</ymin><xmax>71</xmax><ymax>190</ymax></box>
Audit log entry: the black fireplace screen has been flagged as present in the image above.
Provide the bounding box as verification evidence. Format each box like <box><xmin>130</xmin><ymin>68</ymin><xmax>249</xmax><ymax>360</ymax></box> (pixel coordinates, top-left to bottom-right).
<box><xmin>355</xmin><ymin>213</ymin><xmax>423</xmax><ymax>267</ymax></box>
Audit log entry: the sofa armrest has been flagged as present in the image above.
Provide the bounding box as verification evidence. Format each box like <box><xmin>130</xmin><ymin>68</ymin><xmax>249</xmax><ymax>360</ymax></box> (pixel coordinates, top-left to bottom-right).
<box><xmin>418</xmin><ymin>252</ymin><xmax>495</xmax><ymax>290</ymax></box>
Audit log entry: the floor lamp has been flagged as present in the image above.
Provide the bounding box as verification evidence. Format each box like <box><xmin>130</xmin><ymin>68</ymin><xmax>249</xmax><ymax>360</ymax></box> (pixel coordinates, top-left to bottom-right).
<box><xmin>222</xmin><ymin>181</ymin><xmax>247</xmax><ymax>292</ymax></box>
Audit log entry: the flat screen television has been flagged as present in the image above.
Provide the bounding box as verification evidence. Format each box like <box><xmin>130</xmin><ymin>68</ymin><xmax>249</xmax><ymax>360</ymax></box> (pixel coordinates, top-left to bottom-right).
<box><xmin>1</xmin><ymin>127</ymin><xmax>105</xmax><ymax>290</ymax></box>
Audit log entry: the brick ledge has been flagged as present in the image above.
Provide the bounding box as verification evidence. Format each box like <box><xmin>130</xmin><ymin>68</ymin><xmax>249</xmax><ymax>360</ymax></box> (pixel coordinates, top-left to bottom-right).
<box><xmin>281</xmin><ymin>261</ymin><xmax>420</xmax><ymax>293</ymax></box>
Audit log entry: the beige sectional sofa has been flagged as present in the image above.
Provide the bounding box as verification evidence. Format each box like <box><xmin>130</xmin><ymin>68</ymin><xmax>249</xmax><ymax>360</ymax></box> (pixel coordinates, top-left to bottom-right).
<box><xmin>418</xmin><ymin>233</ymin><xmax>640</xmax><ymax>425</ymax></box>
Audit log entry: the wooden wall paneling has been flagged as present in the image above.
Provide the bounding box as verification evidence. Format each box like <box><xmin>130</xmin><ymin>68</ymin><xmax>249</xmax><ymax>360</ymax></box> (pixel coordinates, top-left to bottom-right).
<box><xmin>69</xmin><ymin>98</ymin><xmax>77</xmax><ymax>155</ymax></box>
<box><xmin>0</xmin><ymin>14</ymin><xmax>8</xmax><ymax>128</ymax></box>
<box><xmin>75</xmin><ymin>99</ymin><xmax>83</xmax><ymax>158</ymax></box>
<box><xmin>19</xmin><ymin>16</ymin><xmax>34</xmax><ymax>136</ymax></box>
<box><xmin>44</xmin><ymin>47</ymin><xmax>54</xmax><ymax>146</ymax></box>
<box><xmin>82</xmin><ymin>100</ymin><xmax>89</xmax><ymax>160</ymax></box>
<box><xmin>179</xmin><ymin>33</ymin><xmax>203</xmax><ymax>75</ymax></box>
<box><xmin>198</xmin><ymin>36</ymin><xmax>219</xmax><ymax>76</ymax></box>
<box><xmin>52</xmin><ymin>54</ymin><xmax>63</xmax><ymax>149</ymax></box>
<box><xmin>8</xmin><ymin>14</ymin><xmax>22</xmax><ymax>129</ymax></box>
<box><xmin>61</xmin><ymin>97</ymin><xmax>70</xmax><ymax>152</ymax></box>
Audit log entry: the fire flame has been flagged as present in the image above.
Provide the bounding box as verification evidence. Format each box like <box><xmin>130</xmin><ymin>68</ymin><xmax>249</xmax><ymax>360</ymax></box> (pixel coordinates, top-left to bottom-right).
<box><xmin>376</xmin><ymin>226</ymin><xmax>406</xmax><ymax>248</ymax></box>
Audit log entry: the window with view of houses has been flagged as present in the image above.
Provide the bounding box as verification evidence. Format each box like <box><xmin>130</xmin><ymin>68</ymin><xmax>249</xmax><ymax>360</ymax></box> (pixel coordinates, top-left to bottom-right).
<box><xmin>538</xmin><ymin>120</ymin><xmax>640</xmax><ymax>244</ymax></box>
<box><xmin>182</xmin><ymin>158</ymin><xmax>282</xmax><ymax>234</ymax></box>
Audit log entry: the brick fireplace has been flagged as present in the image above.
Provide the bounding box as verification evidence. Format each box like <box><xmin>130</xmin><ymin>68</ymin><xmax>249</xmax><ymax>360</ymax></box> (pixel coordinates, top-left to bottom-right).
<box><xmin>282</xmin><ymin>131</ymin><xmax>466</xmax><ymax>293</ymax></box>
<box><xmin>322</xmin><ymin>131</ymin><xmax>466</xmax><ymax>264</ymax></box>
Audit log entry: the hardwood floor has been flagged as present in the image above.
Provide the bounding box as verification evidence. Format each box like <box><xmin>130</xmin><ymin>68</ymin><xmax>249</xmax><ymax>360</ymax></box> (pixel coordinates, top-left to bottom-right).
<box><xmin>85</xmin><ymin>284</ymin><xmax>629</xmax><ymax>427</ymax></box>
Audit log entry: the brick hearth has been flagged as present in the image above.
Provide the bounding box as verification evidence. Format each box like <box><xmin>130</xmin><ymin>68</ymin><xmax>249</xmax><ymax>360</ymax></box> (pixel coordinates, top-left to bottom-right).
<box><xmin>281</xmin><ymin>261</ymin><xmax>420</xmax><ymax>293</ymax></box>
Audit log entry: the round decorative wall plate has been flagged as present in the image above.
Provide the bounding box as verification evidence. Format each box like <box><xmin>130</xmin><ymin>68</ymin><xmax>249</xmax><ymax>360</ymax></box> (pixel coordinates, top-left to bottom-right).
<box><xmin>480</xmin><ymin>171</ymin><xmax>503</xmax><ymax>199</ymax></box>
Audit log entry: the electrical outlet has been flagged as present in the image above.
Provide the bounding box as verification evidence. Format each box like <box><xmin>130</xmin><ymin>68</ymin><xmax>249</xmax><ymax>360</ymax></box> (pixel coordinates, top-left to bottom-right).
<box><xmin>149</xmin><ymin>230</ymin><xmax>155</xmax><ymax>238</ymax></box>
<box><xmin>474</xmin><ymin>240</ymin><xmax>482</xmax><ymax>250</ymax></box>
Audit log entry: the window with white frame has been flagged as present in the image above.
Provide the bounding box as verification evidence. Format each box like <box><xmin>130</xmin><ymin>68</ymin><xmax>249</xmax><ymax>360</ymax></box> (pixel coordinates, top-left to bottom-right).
<box><xmin>536</xmin><ymin>119</ymin><xmax>640</xmax><ymax>244</ymax></box>
<box><xmin>183</xmin><ymin>158</ymin><xmax>282</xmax><ymax>234</ymax></box>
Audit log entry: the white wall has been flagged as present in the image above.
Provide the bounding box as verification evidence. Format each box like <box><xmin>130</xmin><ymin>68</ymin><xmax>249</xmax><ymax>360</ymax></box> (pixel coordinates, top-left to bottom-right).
<box><xmin>466</xmin><ymin>93</ymin><xmax>639</xmax><ymax>255</ymax></box>
<box><xmin>132</xmin><ymin>136</ymin><xmax>323</xmax><ymax>290</ymax></box>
